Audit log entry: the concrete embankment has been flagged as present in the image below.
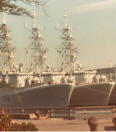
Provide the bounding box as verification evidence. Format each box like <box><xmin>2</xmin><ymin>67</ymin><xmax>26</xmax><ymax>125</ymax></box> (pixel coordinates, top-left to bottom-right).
<box><xmin>12</xmin><ymin>119</ymin><xmax>115</xmax><ymax>131</ymax></box>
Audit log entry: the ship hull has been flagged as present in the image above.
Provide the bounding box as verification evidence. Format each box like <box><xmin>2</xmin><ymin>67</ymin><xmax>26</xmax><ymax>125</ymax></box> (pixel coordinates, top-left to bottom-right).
<box><xmin>69</xmin><ymin>82</ymin><xmax>115</xmax><ymax>106</ymax></box>
<box><xmin>0</xmin><ymin>82</ymin><xmax>116</xmax><ymax>108</ymax></box>
<box><xmin>0</xmin><ymin>84</ymin><xmax>73</xmax><ymax>108</ymax></box>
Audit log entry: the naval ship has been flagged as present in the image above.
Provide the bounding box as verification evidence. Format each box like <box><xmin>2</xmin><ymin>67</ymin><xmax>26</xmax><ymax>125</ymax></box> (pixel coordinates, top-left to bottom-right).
<box><xmin>0</xmin><ymin>11</ymin><xmax>116</xmax><ymax>108</ymax></box>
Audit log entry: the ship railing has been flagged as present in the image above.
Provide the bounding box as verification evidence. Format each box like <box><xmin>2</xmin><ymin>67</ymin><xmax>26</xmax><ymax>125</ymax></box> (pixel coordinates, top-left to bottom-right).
<box><xmin>0</xmin><ymin>105</ymin><xmax>116</xmax><ymax>120</ymax></box>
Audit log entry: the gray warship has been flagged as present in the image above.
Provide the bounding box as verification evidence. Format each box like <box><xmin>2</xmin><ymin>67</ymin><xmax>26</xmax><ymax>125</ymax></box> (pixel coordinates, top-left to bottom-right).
<box><xmin>0</xmin><ymin>11</ymin><xmax>116</xmax><ymax>108</ymax></box>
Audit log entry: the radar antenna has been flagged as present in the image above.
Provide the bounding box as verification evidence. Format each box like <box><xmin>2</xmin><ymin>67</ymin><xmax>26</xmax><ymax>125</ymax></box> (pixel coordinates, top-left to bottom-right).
<box><xmin>64</xmin><ymin>10</ymin><xmax>68</xmax><ymax>28</ymax></box>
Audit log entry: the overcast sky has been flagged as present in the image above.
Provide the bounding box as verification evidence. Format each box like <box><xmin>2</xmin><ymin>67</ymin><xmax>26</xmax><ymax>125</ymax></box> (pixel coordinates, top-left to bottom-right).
<box><xmin>3</xmin><ymin>0</ymin><xmax>116</xmax><ymax>69</ymax></box>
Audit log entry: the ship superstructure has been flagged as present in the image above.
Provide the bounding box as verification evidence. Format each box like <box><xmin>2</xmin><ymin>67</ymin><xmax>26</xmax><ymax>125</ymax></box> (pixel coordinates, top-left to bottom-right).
<box><xmin>0</xmin><ymin>11</ymin><xmax>109</xmax><ymax>88</ymax></box>
<box><xmin>57</xmin><ymin>11</ymin><xmax>78</xmax><ymax>74</ymax></box>
<box><xmin>0</xmin><ymin>13</ymin><xmax>15</xmax><ymax>73</ymax></box>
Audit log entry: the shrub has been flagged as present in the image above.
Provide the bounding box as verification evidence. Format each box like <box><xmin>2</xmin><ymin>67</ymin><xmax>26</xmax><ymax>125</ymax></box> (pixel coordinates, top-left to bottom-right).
<box><xmin>0</xmin><ymin>115</ymin><xmax>38</xmax><ymax>131</ymax></box>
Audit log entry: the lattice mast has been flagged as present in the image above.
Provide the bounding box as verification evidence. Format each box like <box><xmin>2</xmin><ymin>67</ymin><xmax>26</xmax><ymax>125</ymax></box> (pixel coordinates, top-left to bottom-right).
<box><xmin>29</xmin><ymin>10</ymin><xmax>47</xmax><ymax>73</ymax></box>
<box><xmin>57</xmin><ymin>11</ymin><xmax>78</xmax><ymax>74</ymax></box>
<box><xmin>0</xmin><ymin>13</ymin><xmax>14</xmax><ymax>73</ymax></box>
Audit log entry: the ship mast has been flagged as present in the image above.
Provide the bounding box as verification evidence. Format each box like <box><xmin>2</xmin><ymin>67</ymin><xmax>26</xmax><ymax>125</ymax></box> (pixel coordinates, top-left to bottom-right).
<box><xmin>0</xmin><ymin>13</ymin><xmax>15</xmax><ymax>73</ymax></box>
<box><xmin>28</xmin><ymin>10</ymin><xmax>47</xmax><ymax>73</ymax></box>
<box><xmin>57</xmin><ymin>11</ymin><xmax>78</xmax><ymax>74</ymax></box>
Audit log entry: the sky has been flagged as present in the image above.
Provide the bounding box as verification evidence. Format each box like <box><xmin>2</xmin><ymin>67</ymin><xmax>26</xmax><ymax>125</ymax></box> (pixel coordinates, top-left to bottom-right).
<box><xmin>2</xmin><ymin>0</ymin><xmax>116</xmax><ymax>69</ymax></box>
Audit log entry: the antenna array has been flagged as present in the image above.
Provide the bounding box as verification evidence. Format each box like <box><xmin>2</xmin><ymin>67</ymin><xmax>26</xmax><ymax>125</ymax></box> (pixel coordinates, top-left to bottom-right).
<box><xmin>0</xmin><ymin>13</ymin><xmax>15</xmax><ymax>73</ymax></box>
<box><xmin>57</xmin><ymin>11</ymin><xmax>78</xmax><ymax>74</ymax></box>
<box><xmin>27</xmin><ymin>10</ymin><xmax>47</xmax><ymax>73</ymax></box>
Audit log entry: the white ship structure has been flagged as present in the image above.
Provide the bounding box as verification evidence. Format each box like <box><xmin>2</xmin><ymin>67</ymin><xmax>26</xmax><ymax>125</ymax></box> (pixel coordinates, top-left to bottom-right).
<box><xmin>0</xmin><ymin>11</ymin><xmax>98</xmax><ymax>88</ymax></box>
<box><xmin>0</xmin><ymin>11</ymin><xmax>116</xmax><ymax>107</ymax></box>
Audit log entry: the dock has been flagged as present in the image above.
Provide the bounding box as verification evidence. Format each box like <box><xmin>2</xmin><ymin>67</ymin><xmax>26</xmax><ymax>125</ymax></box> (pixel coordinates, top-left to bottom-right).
<box><xmin>12</xmin><ymin>118</ymin><xmax>115</xmax><ymax>131</ymax></box>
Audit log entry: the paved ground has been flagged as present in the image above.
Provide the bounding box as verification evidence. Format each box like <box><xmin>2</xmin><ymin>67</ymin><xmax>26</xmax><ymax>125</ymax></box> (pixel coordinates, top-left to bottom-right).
<box><xmin>12</xmin><ymin>118</ymin><xmax>116</xmax><ymax>131</ymax></box>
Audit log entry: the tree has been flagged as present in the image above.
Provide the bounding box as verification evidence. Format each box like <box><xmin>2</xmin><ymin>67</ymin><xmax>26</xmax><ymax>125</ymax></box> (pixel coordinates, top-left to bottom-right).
<box><xmin>0</xmin><ymin>0</ymin><xmax>45</xmax><ymax>17</ymax></box>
